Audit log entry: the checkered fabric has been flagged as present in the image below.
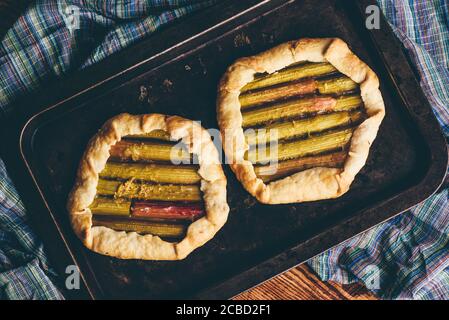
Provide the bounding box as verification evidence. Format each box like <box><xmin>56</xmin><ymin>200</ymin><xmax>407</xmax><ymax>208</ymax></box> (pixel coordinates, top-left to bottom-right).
<box><xmin>0</xmin><ymin>0</ymin><xmax>215</xmax><ymax>116</ymax></box>
<box><xmin>0</xmin><ymin>0</ymin><xmax>447</xmax><ymax>300</ymax></box>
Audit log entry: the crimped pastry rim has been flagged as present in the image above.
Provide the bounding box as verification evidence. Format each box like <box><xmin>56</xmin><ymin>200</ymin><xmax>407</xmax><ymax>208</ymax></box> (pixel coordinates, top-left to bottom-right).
<box><xmin>217</xmin><ymin>38</ymin><xmax>385</xmax><ymax>204</ymax></box>
<box><xmin>67</xmin><ymin>113</ymin><xmax>229</xmax><ymax>260</ymax></box>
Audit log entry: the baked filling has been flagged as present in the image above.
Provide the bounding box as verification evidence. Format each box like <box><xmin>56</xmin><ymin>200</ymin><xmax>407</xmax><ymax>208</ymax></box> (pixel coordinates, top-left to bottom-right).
<box><xmin>241</xmin><ymin>61</ymin><xmax>366</xmax><ymax>182</ymax></box>
<box><xmin>90</xmin><ymin>134</ymin><xmax>203</xmax><ymax>242</ymax></box>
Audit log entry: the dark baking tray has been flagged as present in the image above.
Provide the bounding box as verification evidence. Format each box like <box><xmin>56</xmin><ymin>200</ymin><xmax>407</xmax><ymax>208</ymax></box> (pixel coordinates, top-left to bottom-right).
<box><xmin>1</xmin><ymin>0</ymin><xmax>447</xmax><ymax>299</ymax></box>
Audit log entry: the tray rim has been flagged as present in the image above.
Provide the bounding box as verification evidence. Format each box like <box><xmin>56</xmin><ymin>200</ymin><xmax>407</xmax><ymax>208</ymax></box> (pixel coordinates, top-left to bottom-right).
<box><xmin>7</xmin><ymin>0</ymin><xmax>448</xmax><ymax>299</ymax></box>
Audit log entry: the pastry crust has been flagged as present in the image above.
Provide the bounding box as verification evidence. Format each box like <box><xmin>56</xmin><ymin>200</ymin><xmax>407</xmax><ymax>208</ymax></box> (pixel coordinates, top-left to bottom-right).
<box><xmin>217</xmin><ymin>38</ymin><xmax>385</xmax><ymax>204</ymax></box>
<box><xmin>67</xmin><ymin>113</ymin><xmax>229</xmax><ymax>260</ymax></box>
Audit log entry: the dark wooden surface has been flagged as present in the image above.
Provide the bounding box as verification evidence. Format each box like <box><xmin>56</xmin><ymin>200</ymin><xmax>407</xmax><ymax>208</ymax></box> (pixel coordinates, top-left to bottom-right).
<box><xmin>0</xmin><ymin>1</ymin><xmax>377</xmax><ymax>300</ymax></box>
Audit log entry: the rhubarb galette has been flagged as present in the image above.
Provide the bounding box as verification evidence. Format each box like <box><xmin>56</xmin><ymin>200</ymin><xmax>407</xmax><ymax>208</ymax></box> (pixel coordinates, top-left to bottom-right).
<box><xmin>67</xmin><ymin>113</ymin><xmax>229</xmax><ymax>260</ymax></box>
<box><xmin>217</xmin><ymin>38</ymin><xmax>385</xmax><ymax>204</ymax></box>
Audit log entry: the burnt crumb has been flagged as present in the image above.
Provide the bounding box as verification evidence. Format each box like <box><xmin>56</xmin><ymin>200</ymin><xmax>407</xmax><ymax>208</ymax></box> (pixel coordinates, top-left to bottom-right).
<box><xmin>114</xmin><ymin>273</ymin><xmax>131</xmax><ymax>285</ymax></box>
<box><xmin>138</xmin><ymin>85</ymin><xmax>148</xmax><ymax>101</ymax></box>
<box><xmin>243</xmin><ymin>196</ymin><xmax>257</xmax><ymax>208</ymax></box>
<box><xmin>162</xmin><ymin>79</ymin><xmax>173</xmax><ymax>93</ymax></box>
<box><xmin>139</xmin><ymin>85</ymin><xmax>159</xmax><ymax>106</ymax></box>
<box><xmin>234</xmin><ymin>33</ymin><xmax>251</xmax><ymax>47</ymax></box>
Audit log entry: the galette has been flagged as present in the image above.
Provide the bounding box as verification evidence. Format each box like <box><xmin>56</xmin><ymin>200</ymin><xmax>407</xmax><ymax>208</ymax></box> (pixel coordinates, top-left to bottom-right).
<box><xmin>67</xmin><ymin>113</ymin><xmax>229</xmax><ymax>260</ymax></box>
<box><xmin>217</xmin><ymin>38</ymin><xmax>385</xmax><ymax>204</ymax></box>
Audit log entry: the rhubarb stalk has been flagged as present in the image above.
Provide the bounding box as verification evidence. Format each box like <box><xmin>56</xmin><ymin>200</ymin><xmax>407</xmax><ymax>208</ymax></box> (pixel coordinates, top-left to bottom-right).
<box><xmin>245</xmin><ymin>110</ymin><xmax>364</xmax><ymax>145</ymax></box>
<box><xmin>246</xmin><ymin>128</ymin><xmax>353</xmax><ymax>164</ymax></box>
<box><xmin>96</xmin><ymin>179</ymin><xmax>202</xmax><ymax>201</ymax></box>
<box><xmin>109</xmin><ymin>140</ymin><xmax>191</xmax><ymax>162</ymax></box>
<box><xmin>92</xmin><ymin>217</ymin><xmax>187</xmax><ymax>238</ymax></box>
<box><xmin>99</xmin><ymin>162</ymin><xmax>201</xmax><ymax>185</ymax></box>
<box><xmin>242</xmin><ymin>94</ymin><xmax>363</xmax><ymax>128</ymax></box>
<box><xmin>255</xmin><ymin>151</ymin><xmax>347</xmax><ymax>182</ymax></box>
<box><xmin>241</xmin><ymin>62</ymin><xmax>338</xmax><ymax>92</ymax></box>
<box><xmin>89</xmin><ymin>197</ymin><xmax>131</xmax><ymax>216</ymax></box>
<box><xmin>239</xmin><ymin>79</ymin><xmax>317</xmax><ymax>108</ymax></box>
<box><xmin>125</xmin><ymin>129</ymin><xmax>171</xmax><ymax>141</ymax></box>
<box><xmin>240</xmin><ymin>76</ymin><xmax>359</xmax><ymax>110</ymax></box>
<box><xmin>132</xmin><ymin>201</ymin><xmax>205</xmax><ymax>221</ymax></box>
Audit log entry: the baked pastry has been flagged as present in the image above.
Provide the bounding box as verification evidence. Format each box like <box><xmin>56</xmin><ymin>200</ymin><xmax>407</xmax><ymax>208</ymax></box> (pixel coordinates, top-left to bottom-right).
<box><xmin>217</xmin><ymin>38</ymin><xmax>385</xmax><ymax>204</ymax></box>
<box><xmin>67</xmin><ymin>113</ymin><xmax>229</xmax><ymax>260</ymax></box>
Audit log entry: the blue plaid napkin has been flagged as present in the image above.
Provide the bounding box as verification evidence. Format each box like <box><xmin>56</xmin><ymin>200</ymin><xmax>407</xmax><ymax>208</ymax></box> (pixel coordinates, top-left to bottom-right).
<box><xmin>0</xmin><ymin>0</ymin><xmax>447</xmax><ymax>300</ymax></box>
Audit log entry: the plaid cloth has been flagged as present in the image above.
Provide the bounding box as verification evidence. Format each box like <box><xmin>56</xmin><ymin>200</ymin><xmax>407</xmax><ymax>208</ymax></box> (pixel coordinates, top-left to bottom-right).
<box><xmin>0</xmin><ymin>0</ymin><xmax>447</xmax><ymax>300</ymax></box>
<box><xmin>308</xmin><ymin>0</ymin><xmax>449</xmax><ymax>300</ymax></box>
<box><xmin>0</xmin><ymin>157</ymin><xmax>63</xmax><ymax>299</ymax></box>
<box><xmin>0</xmin><ymin>0</ymin><xmax>214</xmax><ymax>300</ymax></box>
<box><xmin>0</xmin><ymin>0</ymin><xmax>215</xmax><ymax>115</ymax></box>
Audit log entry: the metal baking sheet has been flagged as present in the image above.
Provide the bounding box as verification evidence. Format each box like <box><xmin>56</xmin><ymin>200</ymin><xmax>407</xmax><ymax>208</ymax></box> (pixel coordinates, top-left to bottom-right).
<box><xmin>2</xmin><ymin>0</ymin><xmax>447</xmax><ymax>299</ymax></box>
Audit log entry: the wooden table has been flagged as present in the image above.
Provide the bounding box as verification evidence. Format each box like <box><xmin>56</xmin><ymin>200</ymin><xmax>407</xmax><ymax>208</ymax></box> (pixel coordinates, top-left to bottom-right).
<box><xmin>234</xmin><ymin>264</ymin><xmax>377</xmax><ymax>300</ymax></box>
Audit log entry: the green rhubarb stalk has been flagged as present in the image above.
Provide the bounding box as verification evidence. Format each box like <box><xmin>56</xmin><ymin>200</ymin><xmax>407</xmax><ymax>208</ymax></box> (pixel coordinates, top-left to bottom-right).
<box><xmin>240</xmin><ymin>76</ymin><xmax>359</xmax><ymax>110</ymax></box>
<box><xmin>317</xmin><ymin>76</ymin><xmax>359</xmax><ymax>95</ymax></box>
<box><xmin>125</xmin><ymin>130</ymin><xmax>171</xmax><ymax>141</ymax></box>
<box><xmin>246</xmin><ymin>128</ymin><xmax>353</xmax><ymax>164</ymax></box>
<box><xmin>89</xmin><ymin>197</ymin><xmax>131</xmax><ymax>216</ymax></box>
<box><xmin>242</xmin><ymin>94</ymin><xmax>363</xmax><ymax>128</ymax></box>
<box><xmin>109</xmin><ymin>140</ymin><xmax>191</xmax><ymax>163</ymax></box>
<box><xmin>241</xmin><ymin>62</ymin><xmax>338</xmax><ymax>92</ymax></box>
<box><xmin>96</xmin><ymin>179</ymin><xmax>202</xmax><ymax>202</ymax></box>
<box><xmin>245</xmin><ymin>110</ymin><xmax>364</xmax><ymax>145</ymax></box>
<box><xmin>99</xmin><ymin>162</ymin><xmax>201</xmax><ymax>185</ymax></box>
<box><xmin>92</xmin><ymin>217</ymin><xmax>186</xmax><ymax>238</ymax></box>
